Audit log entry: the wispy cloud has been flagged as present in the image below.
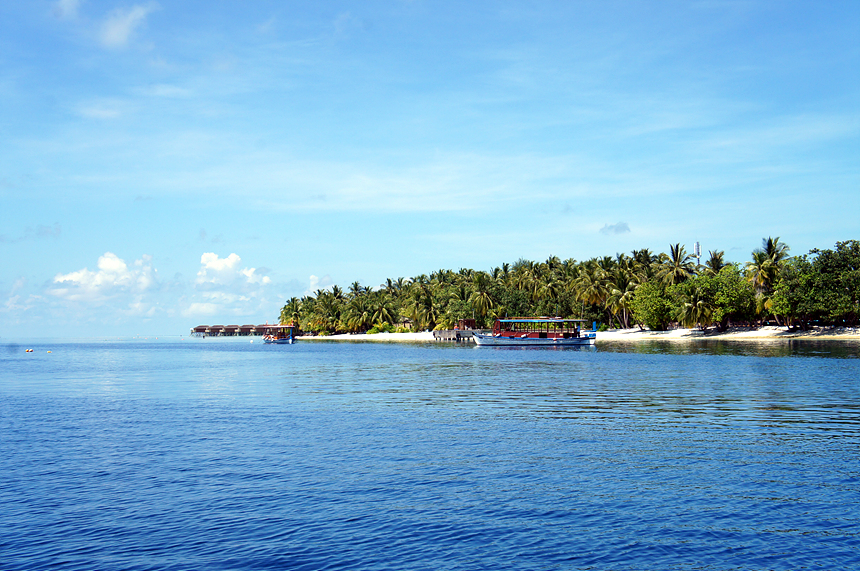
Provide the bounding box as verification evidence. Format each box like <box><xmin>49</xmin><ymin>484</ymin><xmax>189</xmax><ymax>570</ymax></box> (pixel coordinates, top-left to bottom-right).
<box><xmin>77</xmin><ymin>99</ymin><xmax>125</xmax><ymax>119</ymax></box>
<box><xmin>52</xmin><ymin>0</ymin><xmax>80</xmax><ymax>20</ymax></box>
<box><xmin>100</xmin><ymin>3</ymin><xmax>159</xmax><ymax>49</ymax></box>
<box><xmin>0</xmin><ymin>223</ymin><xmax>61</xmax><ymax>244</ymax></box>
<box><xmin>140</xmin><ymin>83</ymin><xmax>192</xmax><ymax>98</ymax></box>
<box><xmin>307</xmin><ymin>274</ymin><xmax>333</xmax><ymax>295</ymax></box>
<box><xmin>600</xmin><ymin>222</ymin><xmax>631</xmax><ymax>235</ymax></box>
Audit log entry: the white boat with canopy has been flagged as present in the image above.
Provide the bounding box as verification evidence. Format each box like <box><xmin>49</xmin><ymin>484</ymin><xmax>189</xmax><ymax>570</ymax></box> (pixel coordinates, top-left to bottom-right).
<box><xmin>473</xmin><ymin>318</ymin><xmax>596</xmax><ymax>346</ymax></box>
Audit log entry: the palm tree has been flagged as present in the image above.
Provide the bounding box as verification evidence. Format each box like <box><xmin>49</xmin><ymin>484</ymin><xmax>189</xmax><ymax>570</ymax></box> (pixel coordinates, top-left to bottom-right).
<box><xmin>572</xmin><ymin>262</ymin><xmax>607</xmax><ymax>319</ymax></box>
<box><xmin>702</xmin><ymin>250</ymin><xmax>728</xmax><ymax>276</ymax></box>
<box><xmin>381</xmin><ymin>278</ymin><xmax>398</xmax><ymax>295</ymax></box>
<box><xmin>745</xmin><ymin>237</ymin><xmax>790</xmax><ymax>325</ymax></box>
<box><xmin>499</xmin><ymin>262</ymin><xmax>511</xmax><ymax>284</ymax></box>
<box><xmin>746</xmin><ymin>250</ymin><xmax>771</xmax><ymax>292</ymax></box>
<box><xmin>677</xmin><ymin>288</ymin><xmax>715</xmax><ymax>330</ymax></box>
<box><xmin>369</xmin><ymin>292</ymin><xmax>396</xmax><ymax>327</ymax></box>
<box><xmin>348</xmin><ymin>281</ymin><xmax>365</xmax><ymax>298</ymax></box>
<box><xmin>279</xmin><ymin>297</ymin><xmax>302</xmax><ymax>326</ymax></box>
<box><xmin>311</xmin><ymin>291</ymin><xmax>341</xmax><ymax>333</ymax></box>
<box><xmin>657</xmin><ymin>243</ymin><xmax>696</xmax><ymax>285</ymax></box>
<box><xmin>544</xmin><ymin>255</ymin><xmax>561</xmax><ymax>273</ymax></box>
<box><xmin>343</xmin><ymin>295</ymin><xmax>373</xmax><ymax>332</ymax></box>
<box><xmin>631</xmin><ymin>248</ymin><xmax>659</xmax><ymax>280</ymax></box>
<box><xmin>468</xmin><ymin>272</ymin><xmax>495</xmax><ymax>320</ymax></box>
<box><xmin>606</xmin><ymin>262</ymin><xmax>640</xmax><ymax>329</ymax></box>
<box><xmin>761</xmin><ymin>236</ymin><xmax>790</xmax><ymax>264</ymax></box>
<box><xmin>405</xmin><ymin>282</ymin><xmax>438</xmax><ymax>330</ymax></box>
<box><xmin>536</xmin><ymin>275</ymin><xmax>563</xmax><ymax>315</ymax></box>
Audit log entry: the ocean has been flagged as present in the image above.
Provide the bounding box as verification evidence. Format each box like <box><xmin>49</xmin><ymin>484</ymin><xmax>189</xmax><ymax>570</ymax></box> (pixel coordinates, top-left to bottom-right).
<box><xmin>2</xmin><ymin>338</ymin><xmax>858</xmax><ymax>570</ymax></box>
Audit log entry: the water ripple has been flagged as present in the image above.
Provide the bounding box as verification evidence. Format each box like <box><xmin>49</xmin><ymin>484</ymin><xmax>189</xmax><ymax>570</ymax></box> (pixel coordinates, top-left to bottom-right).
<box><xmin>1</xmin><ymin>340</ymin><xmax>859</xmax><ymax>569</ymax></box>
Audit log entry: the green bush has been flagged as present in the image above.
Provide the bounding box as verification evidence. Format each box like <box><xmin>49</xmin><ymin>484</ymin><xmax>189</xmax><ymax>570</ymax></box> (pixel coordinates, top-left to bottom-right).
<box><xmin>367</xmin><ymin>322</ymin><xmax>395</xmax><ymax>334</ymax></box>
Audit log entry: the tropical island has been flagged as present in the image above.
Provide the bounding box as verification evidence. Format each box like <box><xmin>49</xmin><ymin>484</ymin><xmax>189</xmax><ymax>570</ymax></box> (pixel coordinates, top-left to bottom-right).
<box><xmin>274</xmin><ymin>238</ymin><xmax>859</xmax><ymax>341</ymax></box>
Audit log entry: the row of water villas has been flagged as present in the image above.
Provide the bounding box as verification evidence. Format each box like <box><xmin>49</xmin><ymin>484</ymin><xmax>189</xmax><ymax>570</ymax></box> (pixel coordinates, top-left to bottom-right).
<box><xmin>190</xmin><ymin>324</ymin><xmax>289</xmax><ymax>337</ymax></box>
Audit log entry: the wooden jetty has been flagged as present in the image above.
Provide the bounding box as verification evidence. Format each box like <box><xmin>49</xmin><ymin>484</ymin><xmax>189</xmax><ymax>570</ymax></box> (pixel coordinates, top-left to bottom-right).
<box><xmin>433</xmin><ymin>329</ymin><xmax>480</xmax><ymax>343</ymax></box>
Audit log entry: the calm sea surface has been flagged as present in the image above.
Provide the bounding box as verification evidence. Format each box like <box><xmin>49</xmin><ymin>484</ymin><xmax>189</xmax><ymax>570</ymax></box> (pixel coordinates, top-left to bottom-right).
<box><xmin>2</xmin><ymin>338</ymin><xmax>859</xmax><ymax>570</ymax></box>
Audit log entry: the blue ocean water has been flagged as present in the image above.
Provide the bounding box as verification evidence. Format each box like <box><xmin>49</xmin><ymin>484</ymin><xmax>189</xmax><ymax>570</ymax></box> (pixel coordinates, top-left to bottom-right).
<box><xmin>1</xmin><ymin>338</ymin><xmax>859</xmax><ymax>570</ymax></box>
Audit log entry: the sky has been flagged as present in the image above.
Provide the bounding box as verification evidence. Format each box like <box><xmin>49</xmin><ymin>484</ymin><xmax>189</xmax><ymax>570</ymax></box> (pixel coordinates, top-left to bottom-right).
<box><xmin>1</xmin><ymin>0</ymin><xmax>858</xmax><ymax>337</ymax></box>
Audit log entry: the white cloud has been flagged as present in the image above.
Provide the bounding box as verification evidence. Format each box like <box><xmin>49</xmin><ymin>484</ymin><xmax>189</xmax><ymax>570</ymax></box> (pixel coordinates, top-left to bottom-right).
<box><xmin>196</xmin><ymin>252</ymin><xmax>271</xmax><ymax>287</ymax></box>
<box><xmin>307</xmin><ymin>274</ymin><xmax>333</xmax><ymax>294</ymax></box>
<box><xmin>50</xmin><ymin>252</ymin><xmax>158</xmax><ymax>304</ymax></box>
<box><xmin>52</xmin><ymin>0</ymin><xmax>80</xmax><ymax>19</ymax></box>
<box><xmin>100</xmin><ymin>3</ymin><xmax>159</xmax><ymax>49</ymax></box>
<box><xmin>182</xmin><ymin>302</ymin><xmax>219</xmax><ymax>317</ymax></box>
<box><xmin>185</xmin><ymin>253</ymin><xmax>273</xmax><ymax>317</ymax></box>
<box><xmin>197</xmin><ymin>252</ymin><xmax>241</xmax><ymax>278</ymax></box>
<box><xmin>599</xmin><ymin>222</ymin><xmax>631</xmax><ymax>235</ymax></box>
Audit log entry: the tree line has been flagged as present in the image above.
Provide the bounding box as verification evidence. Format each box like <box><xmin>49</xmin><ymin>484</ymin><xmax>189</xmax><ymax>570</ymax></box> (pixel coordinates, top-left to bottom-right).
<box><xmin>279</xmin><ymin>238</ymin><xmax>860</xmax><ymax>334</ymax></box>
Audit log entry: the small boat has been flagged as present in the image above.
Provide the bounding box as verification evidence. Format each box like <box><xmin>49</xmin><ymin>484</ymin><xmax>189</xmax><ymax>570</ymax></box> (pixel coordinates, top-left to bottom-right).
<box><xmin>473</xmin><ymin>317</ymin><xmax>596</xmax><ymax>346</ymax></box>
<box><xmin>262</xmin><ymin>325</ymin><xmax>297</xmax><ymax>344</ymax></box>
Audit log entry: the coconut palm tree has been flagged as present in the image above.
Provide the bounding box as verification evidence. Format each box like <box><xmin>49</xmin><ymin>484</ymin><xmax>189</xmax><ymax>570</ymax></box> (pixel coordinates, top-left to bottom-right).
<box><xmin>468</xmin><ymin>272</ymin><xmax>495</xmax><ymax>320</ymax></box>
<box><xmin>279</xmin><ymin>297</ymin><xmax>302</xmax><ymax>326</ymax></box>
<box><xmin>572</xmin><ymin>262</ymin><xmax>607</xmax><ymax>319</ymax></box>
<box><xmin>677</xmin><ymin>288</ymin><xmax>715</xmax><ymax>330</ymax></box>
<box><xmin>381</xmin><ymin>278</ymin><xmax>398</xmax><ymax>295</ymax></box>
<box><xmin>761</xmin><ymin>236</ymin><xmax>790</xmax><ymax>264</ymax></box>
<box><xmin>310</xmin><ymin>291</ymin><xmax>341</xmax><ymax>333</ymax></box>
<box><xmin>746</xmin><ymin>237</ymin><xmax>790</xmax><ymax>292</ymax></box>
<box><xmin>343</xmin><ymin>295</ymin><xmax>373</xmax><ymax>332</ymax></box>
<box><xmin>745</xmin><ymin>237</ymin><xmax>790</xmax><ymax>325</ymax></box>
<box><xmin>702</xmin><ymin>250</ymin><xmax>728</xmax><ymax>276</ymax></box>
<box><xmin>369</xmin><ymin>292</ymin><xmax>396</xmax><ymax>327</ymax></box>
<box><xmin>657</xmin><ymin>243</ymin><xmax>696</xmax><ymax>285</ymax></box>
<box><xmin>631</xmin><ymin>248</ymin><xmax>659</xmax><ymax>280</ymax></box>
<box><xmin>606</xmin><ymin>261</ymin><xmax>640</xmax><ymax>328</ymax></box>
<box><xmin>405</xmin><ymin>282</ymin><xmax>438</xmax><ymax>330</ymax></box>
<box><xmin>348</xmin><ymin>281</ymin><xmax>365</xmax><ymax>298</ymax></box>
<box><xmin>536</xmin><ymin>274</ymin><xmax>563</xmax><ymax>315</ymax></box>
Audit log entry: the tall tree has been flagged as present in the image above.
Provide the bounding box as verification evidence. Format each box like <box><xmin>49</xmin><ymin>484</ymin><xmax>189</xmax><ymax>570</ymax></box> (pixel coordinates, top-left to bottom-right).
<box><xmin>676</xmin><ymin>287</ymin><xmax>715</xmax><ymax>330</ymax></box>
<box><xmin>745</xmin><ymin>236</ymin><xmax>790</xmax><ymax>323</ymax></box>
<box><xmin>468</xmin><ymin>272</ymin><xmax>495</xmax><ymax>321</ymax></box>
<box><xmin>657</xmin><ymin>244</ymin><xmax>696</xmax><ymax>285</ymax></box>
<box><xmin>702</xmin><ymin>250</ymin><xmax>728</xmax><ymax>276</ymax></box>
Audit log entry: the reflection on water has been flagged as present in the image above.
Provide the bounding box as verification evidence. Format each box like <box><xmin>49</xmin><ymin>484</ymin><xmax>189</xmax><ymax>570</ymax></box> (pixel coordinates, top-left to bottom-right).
<box><xmin>597</xmin><ymin>339</ymin><xmax>860</xmax><ymax>358</ymax></box>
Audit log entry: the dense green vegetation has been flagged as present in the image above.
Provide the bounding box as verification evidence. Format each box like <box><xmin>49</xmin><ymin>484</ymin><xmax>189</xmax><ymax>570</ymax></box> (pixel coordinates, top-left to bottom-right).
<box><xmin>280</xmin><ymin>239</ymin><xmax>860</xmax><ymax>334</ymax></box>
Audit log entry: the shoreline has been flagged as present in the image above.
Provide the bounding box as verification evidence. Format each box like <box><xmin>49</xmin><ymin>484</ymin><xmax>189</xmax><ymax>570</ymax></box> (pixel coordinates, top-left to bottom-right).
<box><xmin>596</xmin><ymin>325</ymin><xmax>860</xmax><ymax>342</ymax></box>
<box><xmin>300</xmin><ymin>326</ymin><xmax>860</xmax><ymax>343</ymax></box>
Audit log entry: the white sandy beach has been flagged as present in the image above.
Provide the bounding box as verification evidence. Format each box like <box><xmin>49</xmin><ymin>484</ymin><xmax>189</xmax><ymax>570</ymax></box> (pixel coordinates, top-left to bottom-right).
<box><xmin>301</xmin><ymin>326</ymin><xmax>860</xmax><ymax>342</ymax></box>
<box><xmin>596</xmin><ymin>325</ymin><xmax>860</xmax><ymax>341</ymax></box>
<box><xmin>301</xmin><ymin>331</ymin><xmax>437</xmax><ymax>342</ymax></box>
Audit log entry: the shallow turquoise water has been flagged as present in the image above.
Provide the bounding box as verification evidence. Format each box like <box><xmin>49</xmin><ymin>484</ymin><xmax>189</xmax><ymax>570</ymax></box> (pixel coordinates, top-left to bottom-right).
<box><xmin>2</xmin><ymin>339</ymin><xmax>858</xmax><ymax>569</ymax></box>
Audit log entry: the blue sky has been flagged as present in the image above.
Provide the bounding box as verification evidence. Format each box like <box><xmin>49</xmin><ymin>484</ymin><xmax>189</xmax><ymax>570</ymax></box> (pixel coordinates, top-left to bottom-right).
<box><xmin>2</xmin><ymin>0</ymin><xmax>858</xmax><ymax>337</ymax></box>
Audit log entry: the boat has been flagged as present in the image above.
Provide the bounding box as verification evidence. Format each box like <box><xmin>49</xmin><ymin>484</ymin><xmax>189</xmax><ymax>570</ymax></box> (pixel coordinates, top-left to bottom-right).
<box><xmin>262</xmin><ymin>325</ymin><xmax>297</xmax><ymax>344</ymax></box>
<box><xmin>473</xmin><ymin>317</ymin><xmax>596</xmax><ymax>346</ymax></box>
